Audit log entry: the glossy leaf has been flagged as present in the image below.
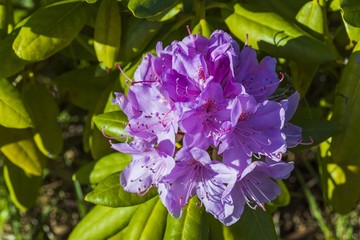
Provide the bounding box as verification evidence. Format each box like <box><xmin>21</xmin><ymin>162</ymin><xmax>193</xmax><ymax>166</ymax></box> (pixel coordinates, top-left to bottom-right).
<box><xmin>0</xmin><ymin>78</ymin><xmax>33</xmax><ymax>128</ymax></box>
<box><xmin>93</xmin><ymin>111</ymin><xmax>129</xmax><ymax>139</ymax></box>
<box><xmin>3</xmin><ymin>159</ymin><xmax>41</xmax><ymax>211</ymax></box>
<box><xmin>341</xmin><ymin>0</ymin><xmax>360</xmax><ymax>27</ymax></box>
<box><xmin>94</xmin><ymin>0</ymin><xmax>121</xmax><ymax>70</ymax></box>
<box><xmin>223</xmin><ymin>207</ymin><xmax>277</xmax><ymax>240</ymax></box>
<box><xmin>329</xmin><ymin>41</ymin><xmax>360</xmax><ymax>213</ymax></box>
<box><xmin>0</xmin><ymin>127</ymin><xmax>46</xmax><ymax>176</ymax></box>
<box><xmin>69</xmin><ymin>205</ymin><xmax>138</xmax><ymax>240</ymax></box>
<box><xmin>85</xmin><ymin>172</ymin><xmax>157</xmax><ymax>207</ymax></box>
<box><xmin>147</xmin><ymin>3</ymin><xmax>183</xmax><ymax>22</ymax></box>
<box><xmin>118</xmin><ymin>18</ymin><xmax>163</xmax><ymax>61</ymax></box>
<box><xmin>13</xmin><ymin>1</ymin><xmax>91</xmax><ymax>61</ymax></box>
<box><xmin>73</xmin><ymin>152</ymin><xmax>131</xmax><ymax>184</ymax></box>
<box><xmin>124</xmin><ymin>197</ymin><xmax>167</xmax><ymax>240</ymax></box>
<box><xmin>225</xmin><ymin>3</ymin><xmax>335</xmax><ymax>64</ymax></box>
<box><xmin>128</xmin><ymin>0</ymin><xmax>178</xmax><ymax>18</ymax></box>
<box><xmin>296</xmin><ymin>0</ymin><xmax>324</xmax><ymax>35</ymax></box>
<box><xmin>23</xmin><ymin>81</ymin><xmax>63</xmax><ymax>158</ymax></box>
<box><xmin>163</xmin><ymin>197</ymin><xmax>208</xmax><ymax>240</ymax></box>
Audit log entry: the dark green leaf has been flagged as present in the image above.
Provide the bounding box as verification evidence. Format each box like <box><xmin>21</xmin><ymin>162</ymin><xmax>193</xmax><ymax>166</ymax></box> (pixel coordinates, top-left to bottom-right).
<box><xmin>164</xmin><ymin>197</ymin><xmax>208</xmax><ymax>240</ymax></box>
<box><xmin>93</xmin><ymin>111</ymin><xmax>129</xmax><ymax>139</ymax></box>
<box><xmin>225</xmin><ymin>3</ymin><xmax>335</xmax><ymax>64</ymax></box>
<box><xmin>94</xmin><ymin>0</ymin><xmax>121</xmax><ymax>69</ymax></box>
<box><xmin>223</xmin><ymin>206</ymin><xmax>277</xmax><ymax>240</ymax></box>
<box><xmin>268</xmin><ymin>180</ymin><xmax>290</xmax><ymax>208</ymax></box>
<box><xmin>147</xmin><ymin>3</ymin><xmax>183</xmax><ymax>22</ymax></box>
<box><xmin>13</xmin><ymin>1</ymin><xmax>91</xmax><ymax>61</ymax></box>
<box><xmin>341</xmin><ymin>0</ymin><xmax>360</xmax><ymax>27</ymax></box>
<box><xmin>85</xmin><ymin>172</ymin><xmax>157</xmax><ymax>207</ymax></box>
<box><xmin>118</xmin><ymin>17</ymin><xmax>163</xmax><ymax>61</ymax></box>
<box><xmin>3</xmin><ymin>159</ymin><xmax>41</xmax><ymax>211</ymax></box>
<box><xmin>73</xmin><ymin>152</ymin><xmax>131</xmax><ymax>184</ymax></box>
<box><xmin>124</xmin><ymin>197</ymin><xmax>167</xmax><ymax>240</ymax></box>
<box><xmin>128</xmin><ymin>0</ymin><xmax>178</xmax><ymax>18</ymax></box>
<box><xmin>0</xmin><ymin>78</ymin><xmax>33</xmax><ymax>128</ymax></box>
<box><xmin>329</xmin><ymin>41</ymin><xmax>360</xmax><ymax>213</ymax></box>
<box><xmin>23</xmin><ymin>81</ymin><xmax>63</xmax><ymax>158</ymax></box>
<box><xmin>69</xmin><ymin>205</ymin><xmax>138</xmax><ymax>240</ymax></box>
<box><xmin>289</xmin><ymin>60</ymin><xmax>319</xmax><ymax>96</ymax></box>
<box><xmin>55</xmin><ymin>67</ymin><xmax>115</xmax><ymax>110</ymax></box>
<box><xmin>0</xmin><ymin>31</ymin><xmax>28</xmax><ymax>78</ymax></box>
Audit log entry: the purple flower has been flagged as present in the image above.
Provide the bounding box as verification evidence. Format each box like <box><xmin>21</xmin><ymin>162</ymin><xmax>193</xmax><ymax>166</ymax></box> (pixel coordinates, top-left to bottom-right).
<box><xmin>110</xmin><ymin>28</ymin><xmax>301</xmax><ymax>226</ymax></box>
<box><xmin>158</xmin><ymin>147</ymin><xmax>237</xmax><ymax>223</ymax></box>
<box><xmin>112</xmin><ymin>139</ymin><xmax>175</xmax><ymax>194</ymax></box>
<box><xmin>221</xmin><ymin>158</ymin><xmax>294</xmax><ymax>225</ymax></box>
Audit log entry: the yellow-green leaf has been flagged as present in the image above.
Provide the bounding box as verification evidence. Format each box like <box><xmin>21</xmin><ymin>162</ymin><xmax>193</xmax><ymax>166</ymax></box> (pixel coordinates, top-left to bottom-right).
<box><xmin>13</xmin><ymin>1</ymin><xmax>91</xmax><ymax>61</ymax></box>
<box><xmin>0</xmin><ymin>78</ymin><xmax>33</xmax><ymax>128</ymax></box>
<box><xmin>94</xmin><ymin>0</ymin><xmax>121</xmax><ymax>70</ymax></box>
<box><xmin>3</xmin><ymin>159</ymin><xmax>41</xmax><ymax>211</ymax></box>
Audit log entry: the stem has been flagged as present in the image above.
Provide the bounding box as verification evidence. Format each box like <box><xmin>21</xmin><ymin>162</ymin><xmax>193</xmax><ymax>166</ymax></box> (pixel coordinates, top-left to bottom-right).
<box><xmin>0</xmin><ymin>0</ymin><xmax>13</xmax><ymax>39</ymax></box>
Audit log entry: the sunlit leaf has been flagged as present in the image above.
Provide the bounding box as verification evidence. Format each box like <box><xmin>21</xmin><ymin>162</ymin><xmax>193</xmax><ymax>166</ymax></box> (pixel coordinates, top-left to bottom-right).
<box><xmin>223</xmin><ymin>206</ymin><xmax>277</xmax><ymax>240</ymax></box>
<box><xmin>296</xmin><ymin>1</ymin><xmax>324</xmax><ymax>35</ymax></box>
<box><xmin>163</xmin><ymin>197</ymin><xmax>208</xmax><ymax>240</ymax></box>
<box><xmin>73</xmin><ymin>152</ymin><xmax>131</xmax><ymax>184</ymax></box>
<box><xmin>13</xmin><ymin>1</ymin><xmax>91</xmax><ymax>61</ymax></box>
<box><xmin>124</xmin><ymin>197</ymin><xmax>167</xmax><ymax>240</ymax></box>
<box><xmin>69</xmin><ymin>205</ymin><xmax>138</xmax><ymax>240</ymax></box>
<box><xmin>0</xmin><ymin>127</ymin><xmax>46</xmax><ymax>176</ymax></box>
<box><xmin>93</xmin><ymin>111</ymin><xmax>129</xmax><ymax>139</ymax></box>
<box><xmin>0</xmin><ymin>78</ymin><xmax>33</xmax><ymax>128</ymax></box>
<box><xmin>85</xmin><ymin>172</ymin><xmax>157</xmax><ymax>207</ymax></box>
<box><xmin>225</xmin><ymin>3</ymin><xmax>335</xmax><ymax>64</ymax></box>
<box><xmin>192</xmin><ymin>19</ymin><xmax>213</xmax><ymax>38</ymax></box>
<box><xmin>3</xmin><ymin>159</ymin><xmax>41</xmax><ymax>211</ymax></box>
<box><xmin>128</xmin><ymin>0</ymin><xmax>178</xmax><ymax>18</ymax></box>
<box><xmin>94</xmin><ymin>0</ymin><xmax>121</xmax><ymax>70</ymax></box>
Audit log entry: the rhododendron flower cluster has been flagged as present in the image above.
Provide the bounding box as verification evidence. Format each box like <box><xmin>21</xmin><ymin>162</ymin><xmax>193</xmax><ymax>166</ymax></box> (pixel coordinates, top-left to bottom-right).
<box><xmin>111</xmin><ymin>29</ymin><xmax>302</xmax><ymax>226</ymax></box>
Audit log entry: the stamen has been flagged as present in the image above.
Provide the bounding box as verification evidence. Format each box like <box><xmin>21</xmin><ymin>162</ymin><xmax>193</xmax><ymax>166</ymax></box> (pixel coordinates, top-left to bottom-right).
<box><xmin>116</xmin><ymin>63</ymin><xmax>133</xmax><ymax>84</ymax></box>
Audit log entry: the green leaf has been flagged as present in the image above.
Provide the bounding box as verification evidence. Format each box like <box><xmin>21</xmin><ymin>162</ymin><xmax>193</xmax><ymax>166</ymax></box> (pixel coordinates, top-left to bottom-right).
<box><xmin>147</xmin><ymin>3</ymin><xmax>183</xmax><ymax>22</ymax></box>
<box><xmin>3</xmin><ymin>159</ymin><xmax>41</xmax><ymax>211</ymax></box>
<box><xmin>297</xmin><ymin>119</ymin><xmax>342</xmax><ymax>148</ymax></box>
<box><xmin>341</xmin><ymin>0</ymin><xmax>360</xmax><ymax>27</ymax></box>
<box><xmin>13</xmin><ymin>1</ymin><xmax>91</xmax><ymax>61</ymax></box>
<box><xmin>128</xmin><ymin>0</ymin><xmax>178</xmax><ymax>18</ymax></box>
<box><xmin>329</xmin><ymin>41</ymin><xmax>360</xmax><ymax>213</ymax></box>
<box><xmin>0</xmin><ymin>78</ymin><xmax>33</xmax><ymax>128</ymax></box>
<box><xmin>0</xmin><ymin>31</ymin><xmax>28</xmax><ymax>78</ymax></box>
<box><xmin>118</xmin><ymin>17</ymin><xmax>163</xmax><ymax>61</ymax></box>
<box><xmin>223</xmin><ymin>207</ymin><xmax>277</xmax><ymax>240</ymax></box>
<box><xmin>124</xmin><ymin>197</ymin><xmax>167</xmax><ymax>240</ymax></box>
<box><xmin>93</xmin><ymin>111</ymin><xmax>129</xmax><ymax>139</ymax></box>
<box><xmin>94</xmin><ymin>0</ymin><xmax>121</xmax><ymax>70</ymax></box>
<box><xmin>0</xmin><ymin>127</ymin><xmax>46</xmax><ymax>176</ymax></box>
<box><xmin>163</xmin><ymin>197</ymin><xmax>208</xmax><ymax>240</ymax></box>
<box><xmin>225</xmin><ymin>3</ymin><xmax>335</xmax><ymax>64</ymax></box>
<box><xmin>268</xmin><ymin>180</ymin><xmax>291</xmax><ymax>208</ymax></box>
<box><xmin>192</xmin><ymin>19</ymin><xmax>214</xmax><ymax>38</ymax></box>
<box><xmin>296</xmin><ymin>1</ymin><xmax>324</xmax><ymax>35</ymax></box>
<box><xmin>289</xmin><ymin>60</ymin><xmax>319</xmax><ymax>96</ymax></box>
<box><xmin>73</xmin><ymin>152</ymin><xmax>131</xmax><ymax>184</ymax></box>
<box><xmin>23</xmin><ymin>81</ymin><xmax>63</xmax><ymax>158</ymax></box>
<box><xmin>85</xmin><ymin>172</ymin><xmax>157</xmax><ymax>207</ymax></box>
<box><xmin>55</xmin><ymin>67</ymin><xmax>115</xmax><ymax>110</ymax></box>
<box><xmin>69</xmin><ymin>205</ymin><xmax>138</xmax><ymax>240</ymax></box>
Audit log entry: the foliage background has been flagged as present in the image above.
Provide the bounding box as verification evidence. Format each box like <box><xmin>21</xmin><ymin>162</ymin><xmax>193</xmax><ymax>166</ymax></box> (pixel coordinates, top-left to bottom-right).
<box><xmin>0</xmin><ymin>0</ymin><xmax>360</xmax><ymax>239</ymax></box>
